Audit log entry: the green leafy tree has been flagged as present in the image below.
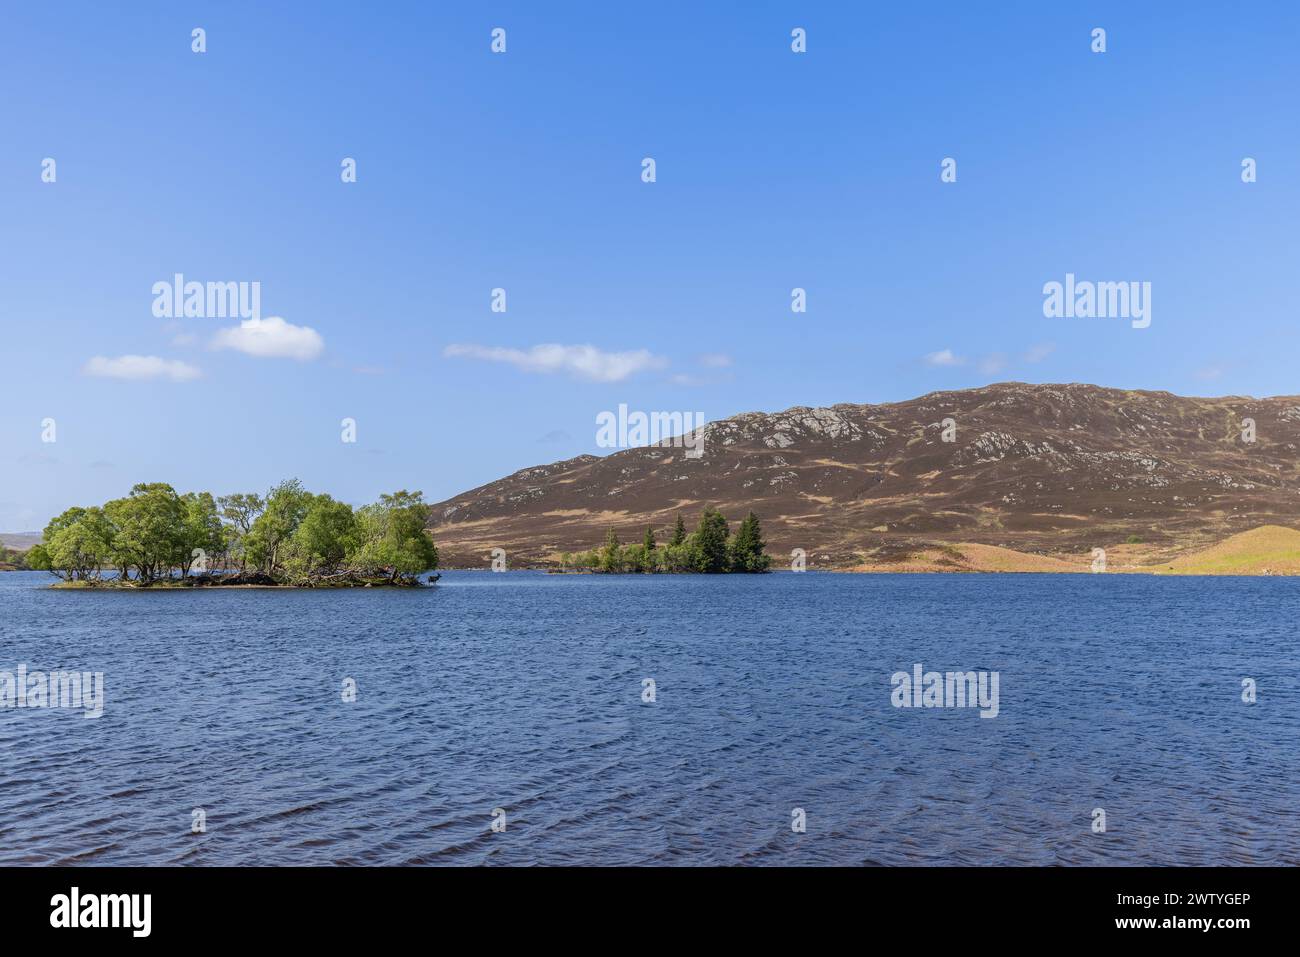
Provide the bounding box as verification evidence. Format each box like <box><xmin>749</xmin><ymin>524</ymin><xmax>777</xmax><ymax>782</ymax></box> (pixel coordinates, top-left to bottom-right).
<box><xmin>180</xmin><ymin>491</ymin><xmax>225</xmax><ymax>577</ymax></box>
<box><xmin>25</xmin><ymin>543</ymin><xmax>52</xmax><ymax>571</ymax></box>
<box><xmin>658</xmin><ymin>536</ymin><xmax>691</xmax><ymax>572</ymax></box>
<box><xmin>245</xmin><ymin>479</ymin><xmax>311</xmax><ymax>575</ymax></box>
<box><xmin>41</xmin><ymin>506</ymin><xmax>89</xmax><ymax>580</ymax></box>
<box><xmin>623</xmin><ymin>543</ymin><xmax>646</xmax><ymax>573</ymax></box>
<box><xmin>691</xmin><ymin>507</ymin><xmax>731</xmax><ymax>573</ymax></box>
<box><xmin>349</xmin><ymin>490</ymin><xmax>438</xmax><ymax>582</ymax></box>
<box><xmin>218</xmin><ymin>492</ymin><xmax>264</xmax><ymax>571</ymax></box>
<box><xmin>217</xmin><ymin>492</ymin><xmax>264</xmax><ymax>534</ymax></box>
<box><xmin>729</xmin><ymin>511</ymin><xmax>771</xmax><ymax>572</ymax></box>
<box><xmin>285</xmin><ymin>495</ymin><xmax>358</xmax><ymax>579</ymax></box>
<box><xmin>43</xmin><ymin>506</ymin><xmax>113</xmax><ymax>581</ymax></box>
<box><xmin>104</xmin><ymin>484</ymin><xmax>187</xmax><ymax>583</ymax></box>
<box><xmin>32</xmin><ymin>480</ymin><xmax>449</xmax><ymax>588</ymax></box>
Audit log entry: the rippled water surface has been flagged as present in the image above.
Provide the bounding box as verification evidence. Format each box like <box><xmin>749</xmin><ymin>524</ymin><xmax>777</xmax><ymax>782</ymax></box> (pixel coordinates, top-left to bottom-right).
<box><xmin>0</xmin><ymin>570</ymin><xmax>1296</xmax><ymax>865</ymax></box>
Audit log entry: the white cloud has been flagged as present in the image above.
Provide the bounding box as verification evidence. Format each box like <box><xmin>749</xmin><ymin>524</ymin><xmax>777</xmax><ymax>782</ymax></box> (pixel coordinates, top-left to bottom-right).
<box><xmin>698</xmin><ymin>353</ymin><xmax>733</xmax><ymax>368</ymax></box>
<box><xmin>83</xmin><ymin>355</ymin><xmax>201</xmax><ymax>382</ymax></box>
<box><xmin>979</xmin><ymin>353</ymin><xmax>1008</xmax><ymax>375</ymax></box>
<box><xmin>923</xmin><ymin>349</ymin><xmax>966</xmax><ymax>367</ymax></box>
<box><xmin>211</xmin><ymin>316</ymin><xmax>324</xmax><ymax>361</ymax></box>
<box><xmin>1023</xmin><ymin>342</ymin><xmax>1056</xmax><ymax>363</ymax></box>
<box><xmin>443</xmin><ymin>343</ymin><xmax>667</xmax><ymax>383</ymax></box>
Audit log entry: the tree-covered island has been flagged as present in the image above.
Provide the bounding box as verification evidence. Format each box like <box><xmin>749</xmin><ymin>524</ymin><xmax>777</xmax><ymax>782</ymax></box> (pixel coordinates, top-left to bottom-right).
<box><xmin>559</xmin><ymin>507</ymin><xmax>771</xmax><ymax>573</ymax></box>
<box><xmin>0</xmin><ymin>546</ymin><xmax>35</xmax><ymax>571</ymax></box>
<box><xmin>26</xmin><ymin>480</ymin><xmax>439</xmax><ymax>587</ymax></box>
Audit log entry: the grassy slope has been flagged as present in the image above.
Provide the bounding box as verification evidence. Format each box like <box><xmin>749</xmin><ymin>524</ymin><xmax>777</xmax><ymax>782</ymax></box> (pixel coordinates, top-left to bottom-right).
<box><xmin>1151</xmin><ymin>525</ymin><xmax>1300</xmax><ymax>575</ymax></box>
<box><xmin>848</xmin><ymin>543</ymin><xmax>1084</xmax><ymax>573</ymax></box>
<box><xmin>845</xmin><ymin>526</ymin><xmax>1300</xmax><ymax>575</ymax></box>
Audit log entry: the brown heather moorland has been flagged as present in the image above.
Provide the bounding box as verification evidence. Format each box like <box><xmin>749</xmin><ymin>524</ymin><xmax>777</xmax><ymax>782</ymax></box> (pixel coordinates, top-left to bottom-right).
<box><xmin>426</xmin><ymin>382</ymin><xmax>1300</xmax><ymax>573</ymax></box>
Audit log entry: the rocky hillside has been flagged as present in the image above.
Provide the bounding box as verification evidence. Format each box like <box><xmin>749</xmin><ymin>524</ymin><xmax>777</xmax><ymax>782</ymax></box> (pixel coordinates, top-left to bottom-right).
<box><xmin>426</xmin><ymin>383</ymin><xmax>1300</xmax><ymax>569</ymax></box>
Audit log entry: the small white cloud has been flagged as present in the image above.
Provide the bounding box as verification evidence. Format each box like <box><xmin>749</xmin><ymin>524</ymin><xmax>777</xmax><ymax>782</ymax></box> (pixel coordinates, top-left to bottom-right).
<box><xmin>83</xmin><ymin>355</ymin><xmax>201</xmax><ymax>382</ymax></box>
<box><xmin>211</xmin><ymin>316</ymin><xmax>324</xmax><ymax>361</ymax></box>
<box><xmin>1196</xmin><ymin>365</ymin><xmax>1225</xmax><ymax>380</ymax></box>
<box><xmin>443</xmin><ymin>343</ymin><xmax>667</xmax><ymax>383</ymax></box>
<box><xmin>1023</xmin><ymin>342</ymin><xmax>1056</xmax><ymax>363</ymax></box>
<box><xmin>979</xmin><ymin>353</ymin><xmax>1008</xmax><ymax>375</ymax></box>
<box><xmin>698</xmin><ymin>353</ymin><xmax>733</xmax><ymax>368</ymax></box>
<box><xmin>923</xmin><ymin>349</ymin><xmax>966</xmax><ymax>367</ymax></box>
<box><xmin>16</xmin><ymin>452</ymin><xmax>59</xmax><ymax>466</ymax></box>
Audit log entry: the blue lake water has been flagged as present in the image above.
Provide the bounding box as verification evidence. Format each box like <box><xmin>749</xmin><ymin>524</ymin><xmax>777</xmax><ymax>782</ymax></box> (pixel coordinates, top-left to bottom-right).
<box><xmin>0</xmin><ymin>569</ymin><xmax>1296</xmax><ymax>865</ymax></box>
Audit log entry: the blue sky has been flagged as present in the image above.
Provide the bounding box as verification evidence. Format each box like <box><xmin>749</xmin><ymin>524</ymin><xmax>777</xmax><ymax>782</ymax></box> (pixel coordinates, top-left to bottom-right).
<box><xmin>2</xmin><ymin>2</ymin><xmax>1298</xmax><ymax>531</ymax></box>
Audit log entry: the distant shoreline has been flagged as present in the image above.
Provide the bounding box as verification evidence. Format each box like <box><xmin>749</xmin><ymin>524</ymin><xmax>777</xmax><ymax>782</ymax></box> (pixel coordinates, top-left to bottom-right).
<box><xmin>6</xmin><ymin>564</ymin><xmax>1295</xmax><ymax>581</ymax></box>
<box><xmin>13</xmin><ymin>523</ymin><xmax>1300</xmax><ymax>579</ymax></box>
<box><xmin>430</xmin><ymin>525</ymin><xmax>1300</xmax><ymax>577</ymax></box>
<box><xmin>44</xmin><ymin>574</ymin><xmax>440</xmax><ymax>590</ymax></box>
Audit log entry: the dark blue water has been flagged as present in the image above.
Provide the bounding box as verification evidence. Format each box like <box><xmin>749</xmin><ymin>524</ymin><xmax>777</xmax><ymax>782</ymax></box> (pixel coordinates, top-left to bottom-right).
<box><xmin>0</xmin><ymin>569</ymin><xmax>1295</xmax><ymax>865</ymax></box>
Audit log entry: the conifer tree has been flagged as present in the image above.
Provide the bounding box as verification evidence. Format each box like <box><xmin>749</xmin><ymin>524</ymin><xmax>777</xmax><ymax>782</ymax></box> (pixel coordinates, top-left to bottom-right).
<box><xmin>600</xmin><ymin>527</ymin><xmax>621</xmax><ymax>573</ymax></box>
<box><xmin>692</xmin><ymin>507</ymin><xmax>730</xmax><ymax>573</ymax></box>
<box><xmin>670</xmin><ymin>513</ymin><xmax>687</xmax><ymax>547</ymax></box>
<box><xmin>730</xmin><ymin>511</ymin><xmax>770</xmax><ymax>572</ymax></box>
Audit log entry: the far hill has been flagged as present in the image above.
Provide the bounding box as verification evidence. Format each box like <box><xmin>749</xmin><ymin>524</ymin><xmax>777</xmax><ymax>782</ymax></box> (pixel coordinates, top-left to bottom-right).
<box><xmin>426</xmin><ymin>382</ymin><xmax>1300</xmax><ymax>570</ymax></box>
<box><xmin>0</xmin><ymin>532</ymin><xmax>39</xmax><ymax>551</ymax></box>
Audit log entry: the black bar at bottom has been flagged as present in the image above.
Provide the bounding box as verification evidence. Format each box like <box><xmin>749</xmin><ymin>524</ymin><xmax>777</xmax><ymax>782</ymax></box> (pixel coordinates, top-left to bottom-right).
<box><xmin>0</xmin><ymin>865</ymin><xmax>1283</xmax><ymax>942</ymax></box>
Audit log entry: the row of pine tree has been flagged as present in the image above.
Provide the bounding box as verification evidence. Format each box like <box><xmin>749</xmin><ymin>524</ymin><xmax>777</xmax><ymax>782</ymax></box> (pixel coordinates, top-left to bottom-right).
<box><xmin>560</xmin><ymin>508</ymin><xmax>770</xmax><ymax>573</ymax></box>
